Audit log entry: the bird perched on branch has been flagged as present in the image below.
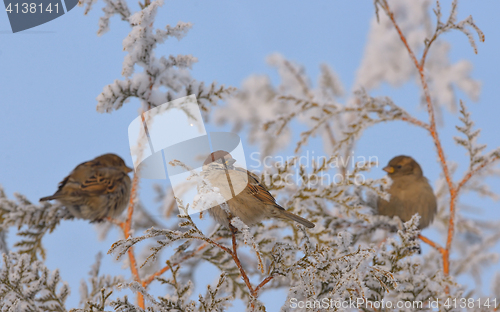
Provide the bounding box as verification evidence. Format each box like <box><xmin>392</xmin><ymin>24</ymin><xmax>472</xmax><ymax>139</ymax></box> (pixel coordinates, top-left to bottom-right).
<box><xmin>202</xmin><ymin>150</ymin><xmax>315</xmax><ymax>229</ymax></box>
<box><xmin>40</xmin><ymin>153</ymin><xmax>133</xmax><ymax>222</ymax></box>
<box><xmin>377</xmin><ymin>155</ymin><xmax>437</xmax><ymax>229</ymax></box>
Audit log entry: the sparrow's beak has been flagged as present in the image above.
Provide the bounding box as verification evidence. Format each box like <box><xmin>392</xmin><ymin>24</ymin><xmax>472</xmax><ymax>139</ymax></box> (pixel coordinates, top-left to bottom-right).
<box><xmin>225</xmin><ymin>159</ymin><xmax>236</xmax><ymax>167</ymax></box>
<box><xmin>383</xmin><ymin>166</ymin><xmax>394</xmax><ymax>173</ymax></box>
<box><xmin>125</xmin><ymin>166</ymin><xmax>134</xmax><ymax>173</ymax></box>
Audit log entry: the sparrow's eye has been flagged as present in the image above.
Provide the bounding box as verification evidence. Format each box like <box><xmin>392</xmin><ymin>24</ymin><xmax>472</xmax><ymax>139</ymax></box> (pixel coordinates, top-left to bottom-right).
<box><xmin>397</xmin><ymin>165</ymin><xmax>402</xmax><ymax>169</ymax></box>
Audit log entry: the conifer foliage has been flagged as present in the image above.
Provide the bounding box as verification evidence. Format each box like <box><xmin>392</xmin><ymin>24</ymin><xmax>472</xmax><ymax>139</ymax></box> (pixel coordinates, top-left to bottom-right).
<box><xmin>1</xmin><ymin>0</ymin><xmax>499</xmax><ymax>311</ymax></box>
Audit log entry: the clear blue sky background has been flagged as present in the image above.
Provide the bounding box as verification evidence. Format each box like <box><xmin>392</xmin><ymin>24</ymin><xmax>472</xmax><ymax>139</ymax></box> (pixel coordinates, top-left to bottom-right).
<box><xmin>1</xmin><ymin>0</ymin><xmax>499</xmax><ymax>310</ymax></box>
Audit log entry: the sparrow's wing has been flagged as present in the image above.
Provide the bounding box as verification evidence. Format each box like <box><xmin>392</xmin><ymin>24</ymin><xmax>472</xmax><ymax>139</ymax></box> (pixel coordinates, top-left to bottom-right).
<box><xmin>234</xmin><ymin>167</ymin><xmax>284</xmax><ymax>209</ymax></box>
<box><xmin>54</xmin><ymin>161</ymin><xmax>89</xmax><ymax>191</ymax></box>
<box><xmin>76</xmin><ymin>166</ymin><xmax>126</xmax><ymax>195</ymax></box>
<box><xmin>40</xmin><ymin>161</ymin><xmax>93</xmax><ymax>201</ymax></box>
<box><xmin>52</xmin><ymin>164</ymin><xmax>124</xmax><ymax>198</ymax></box>
<box><xmin>235</xmin><ymin>167</ymin><xmax>314</xmax><ymax>228</ymax></box>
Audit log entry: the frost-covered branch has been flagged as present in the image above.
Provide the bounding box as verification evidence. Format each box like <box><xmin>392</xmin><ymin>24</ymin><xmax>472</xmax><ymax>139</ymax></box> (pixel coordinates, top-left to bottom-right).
<box><xmin>0</xmin><ymin>187</ymin><xmax>73</xmax><ymax>261</ymax></box>
<box><xmin>0</xmin><ymin>252</ymin><xmax>70</xmax><ymax>311</ymax></box>
<box><xmin>76</xmin><ymin>252</ymin><xmax>125</xmax><ymax>311</ymax></box>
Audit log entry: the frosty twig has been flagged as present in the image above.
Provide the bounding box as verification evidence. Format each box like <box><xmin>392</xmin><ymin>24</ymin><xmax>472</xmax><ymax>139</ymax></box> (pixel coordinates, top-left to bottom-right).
<box><xmin>377</xmin><ymin>0</ymin><xmax>493</xmax><ymax>278</ymax></box>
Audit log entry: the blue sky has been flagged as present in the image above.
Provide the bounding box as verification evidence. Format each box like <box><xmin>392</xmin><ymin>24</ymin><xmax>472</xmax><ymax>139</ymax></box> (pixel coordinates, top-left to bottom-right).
<box><xmin>1</xmin><ymin>0</ymin><xmax>500</xmax><ymax>310</ymax></box>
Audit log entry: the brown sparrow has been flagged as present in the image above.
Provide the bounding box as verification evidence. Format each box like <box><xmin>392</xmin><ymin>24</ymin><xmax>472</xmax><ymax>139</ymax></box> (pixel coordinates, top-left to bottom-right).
<box><xmin>40</xmin><ymin>153</ymin><xmax>133</xmax><ymax>221</ymax></box>
<box><xmin>202</xmin><ymin>151</ymin><xmax>314</xmax><ymax>229</ymax></box>
<box><xmin>377</xmin><ymin>155</ymin><xmax>437</xmax><ymax>229</ymax></box>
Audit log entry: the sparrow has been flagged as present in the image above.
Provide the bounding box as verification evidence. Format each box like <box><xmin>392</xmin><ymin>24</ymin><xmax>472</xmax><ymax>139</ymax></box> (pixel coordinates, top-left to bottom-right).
<box><xmin>40</xmin><ymin>153</ymin><xmax>133</xmax><ymax>222</ymax></box>
<box><xmin>377</xmin><ymin>155</ymin><xmax>437</xmax><ymax>229</ymax></box>
<box><xmin>202</xmin><ymin>150</ymin><xmax>315</xmax><ymax>229</ymax></box>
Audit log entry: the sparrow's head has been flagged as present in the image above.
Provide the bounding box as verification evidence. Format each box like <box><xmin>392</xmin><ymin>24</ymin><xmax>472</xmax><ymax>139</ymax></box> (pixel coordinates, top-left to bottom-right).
<box><xmin>95</xmin><ymin>153</ymin><xmax>133</xmax><ymax>173</ymax></box>
<box><xmin>203</xmin><ymin>150</ymin><xmax>236</xmax><ymax>168</ymax></box>
<box><xmin>383</xmin><ymin>155</ymin><xmax>423</xmax><ymax>179</ymax></box>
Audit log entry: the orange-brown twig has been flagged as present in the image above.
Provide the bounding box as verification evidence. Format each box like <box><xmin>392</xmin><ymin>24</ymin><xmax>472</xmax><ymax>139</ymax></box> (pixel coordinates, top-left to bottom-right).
<box><xmin>104</xmin><ymin>195</ymin><xmax>142</xmax><ymax>303</ymax></box>
<box><xmin>385</xmin><ymin>0</ymin><xmax>494</xmax><ymax>277</ymax></box>
<box><xmin>229</xmin><ymin>227</ymin><xmax>254</xmax><ymax>295</ymax></box>
<box><xmin>142</xmin><ymin>238</ymin><xmax>223</xmax><ymax>287</ymax></box>
<box><xmin>380</xmin><ymin>0</ymin><xmax>455</xmax><ymax>277</ymax></box>
<box><xmin>117</xmin><ymin>169</ymin><xmax>144</xmax><ymax>307</ymax></box>
<box><xmin>400</xmin><ymin>115</ymin><xmax>430</xmax><ymax>131</ymax></box>
<box><xmin>456</xmin><ymin>156</ymin><xmax>500</xmax><ymax>194</ymax></box>
<box><xmin>227</xmin><ymin>225</ymin><xmax>275</xmax><ymax>300</ymax></box>
<box><xmin>418</xmin><ymin>234</ymin><xmax>445</xmax><ymax>255</ymax></box>
<box><xmin>254</xmin><ymin>275</ymin><xmax>275</xmax><ymax>295</ymax></box>
<box><xmin>110</xmin><ymin>110</ymin><xmax>147</xmax><ymax>308</ymax></box>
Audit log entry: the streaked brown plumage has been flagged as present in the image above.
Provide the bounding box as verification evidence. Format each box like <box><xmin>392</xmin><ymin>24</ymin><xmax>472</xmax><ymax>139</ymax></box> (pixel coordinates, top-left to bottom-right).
<box><xmin>202</xmin><ymin>151</ymin><xmax>314</xmax><ymax>229</ymax></box>
<box><xmin>377</xmin><ymin>155</ymin><xmax>437</xmax><ymax>229</ymax></box>
<box><xmin>40</xmin><ymin>153</ymin><xmax>133</xmax><ymax>221</ymax></box>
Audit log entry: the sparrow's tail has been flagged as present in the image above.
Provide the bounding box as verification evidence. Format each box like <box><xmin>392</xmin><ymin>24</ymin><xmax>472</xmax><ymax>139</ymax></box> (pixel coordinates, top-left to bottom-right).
<box><xmin>39</xmin><ymin>195</ymin><xmax>58</xmax><ymax>202</ymax></box>
<box><xmin>280</xmin><ymin>210</ymin><xmax>315</xmax><ymax>228</ymax></box>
